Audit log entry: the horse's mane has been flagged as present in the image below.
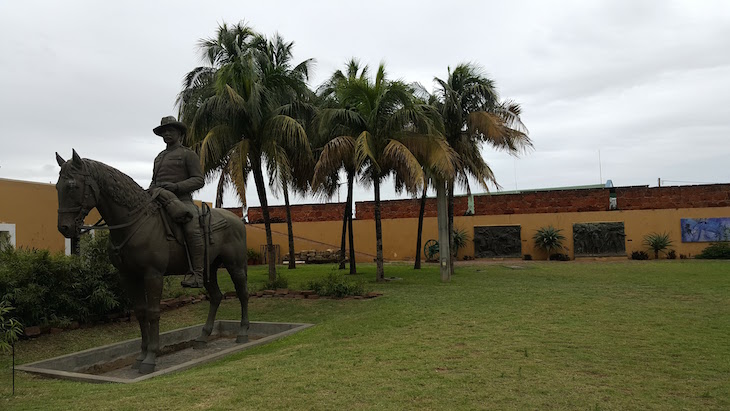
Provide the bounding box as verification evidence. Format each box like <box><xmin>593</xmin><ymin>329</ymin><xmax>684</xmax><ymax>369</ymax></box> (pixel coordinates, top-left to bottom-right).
<box><xmin>84</xmin><ymin>159</ymin><xmax>158</xmax><ymax>214</ymax></box>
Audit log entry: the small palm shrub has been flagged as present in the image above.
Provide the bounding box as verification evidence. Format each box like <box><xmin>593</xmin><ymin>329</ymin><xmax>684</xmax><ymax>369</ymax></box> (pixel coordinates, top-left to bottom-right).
<box><xmin>0</xmin><ymin>299</ymin><xmax>23</xmax><ymax>353</ymax></box>
<box><xmin>643</xmin><ymin>232</ymin><xmax>673</xmax><ymax>259</ymax></box>
<box><xmin>533</xmin><ymin>226</ymin><xmax>566</xmax><ymax>259</ymax></box>
<box><xmin>452</xmin><ymin>228</ymin><xmax>470</xmax><ymax>257</ymax></box>
<box><xmin>696</xmin><ymin>242</ymin><xmax>730</xmax><ymax>259</ymax></box>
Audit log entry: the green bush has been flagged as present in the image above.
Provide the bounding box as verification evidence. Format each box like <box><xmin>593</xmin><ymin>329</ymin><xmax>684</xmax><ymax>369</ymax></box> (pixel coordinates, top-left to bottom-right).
<box><xmin>0</xmin><ymin>231</ymin><xmax>128</xmax><ymax>327</ymax></box>
<box><xmin>631</xmin><ymin>251</ymin><xmax>649</xmax><ymax>260</ymax></box>
<box><xmin>263</xmin><ymin>275</ymin><xmax>289</xmax><ymax>290</ymax></box>
<box><xmin>307</xmin><ymin>273</ymin><xmax>365</xmax><ymax>298</ymax></box>
<box><xmin>695</xmin><ymin>242</ymin><xmax>730</xmax><ymax>259</ymax></box>
<box><xmin>0</xmin><ymin>232</ymin><xmax>11</xmax><ymax>252</ymax></box>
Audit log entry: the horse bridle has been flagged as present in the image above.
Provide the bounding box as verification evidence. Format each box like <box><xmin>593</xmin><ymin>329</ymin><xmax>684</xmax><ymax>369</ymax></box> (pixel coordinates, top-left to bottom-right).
<box><xmin>57</xmin><ymin>165</ymin><xmax>100</xmax><ymax>235</ymax></box>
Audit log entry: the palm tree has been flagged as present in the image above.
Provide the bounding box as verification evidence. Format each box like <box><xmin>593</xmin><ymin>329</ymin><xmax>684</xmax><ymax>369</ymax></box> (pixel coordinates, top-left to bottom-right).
<box><xmin>315</xmin><ymin>61</ymin><xmax>453</xmax><ymax>281</ymax></box>
<box><xmin>176</xmin><ymin>22</ymin><xmax>313</xmax><ymax>282</ymax></box>
<box><xmin>433</xmin><ymin>63</ymin><xmax>532</xmax><ymax>273</ymax></box>
<box><xmin>312</xmin><ymin>60</ymin><xmax>371</xmax><ymax>274</ymax></box>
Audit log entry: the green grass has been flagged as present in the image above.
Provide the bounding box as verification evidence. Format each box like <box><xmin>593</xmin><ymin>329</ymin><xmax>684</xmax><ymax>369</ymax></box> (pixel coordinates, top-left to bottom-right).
<box><xmin>1</xmin><ymin>260</ymin><xmax>729</xmax><ymax>410</ymax></box>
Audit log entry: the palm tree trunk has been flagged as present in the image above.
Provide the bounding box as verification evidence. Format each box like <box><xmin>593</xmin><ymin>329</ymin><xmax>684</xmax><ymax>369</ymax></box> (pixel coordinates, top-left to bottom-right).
<box><xmin>374</xmin><ymin>177</ymin><xmax>385</xmax><ymax>282</ymax></box>
<box><xmin>215</xmin><ymin>171</ymin><xmax>226</xmax><ymax>208</ymax></box>
<box><xmin>347</xmin><ymin>172</ymin><xmax>356</xmax><ymax>274</ymax></box>
<box><xmin>414</xmin><ymin>184</ymin><xmax>427</xmax><ymax>269</ymax></box>
<box><xmin>283</xmin><ymin>180</ymin><xmax>296</xmax><ymax>270</ymax></box>
<box><xmin>339</xmin><ymin>182</ymin><xmax>348</xmax><ymax>270</ymax></box>
<box><xmin>447</xmin><ymin>180</ymin><xmax>455</xmax><ymax>276</ymax></box>
<box><xmin>251</xmin><ymin>156</ymin><xmax>277</xmax><ymax>282</ymax></box>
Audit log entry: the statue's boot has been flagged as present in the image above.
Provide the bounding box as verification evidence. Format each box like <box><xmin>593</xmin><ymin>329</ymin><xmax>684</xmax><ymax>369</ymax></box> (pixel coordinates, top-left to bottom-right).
<box><xmin>181</xmin><ymin>271</ymin><xmax>204</xmax><ymax>288</ymax></box>
<box><xmin>182</xmin><ymin>231</ymin><xmax>205</xmax><ymax>288</ymax></box>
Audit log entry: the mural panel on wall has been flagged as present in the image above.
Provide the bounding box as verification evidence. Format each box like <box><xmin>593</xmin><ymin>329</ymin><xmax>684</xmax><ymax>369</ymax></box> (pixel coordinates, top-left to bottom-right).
<box><xmin>681</xmin><ymin>218</ymin><xmax>730</xmax><ymax>242</ymax></box>
<box><xmin>473</xmin><ymin>226</ymin><xmax>521</xmax><ymax>258</ymax></box>
<box><xmin>573</xmin><ymin>222</ymin><xmax>626</xmax><ymax>256</ymax></box>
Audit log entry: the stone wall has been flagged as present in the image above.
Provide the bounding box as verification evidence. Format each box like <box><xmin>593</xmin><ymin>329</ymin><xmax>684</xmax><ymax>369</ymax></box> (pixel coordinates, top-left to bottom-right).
<box><xmin>284</xmin><ymin>249</ymin><xmax>341</xmax><ymax>264</ymax></box>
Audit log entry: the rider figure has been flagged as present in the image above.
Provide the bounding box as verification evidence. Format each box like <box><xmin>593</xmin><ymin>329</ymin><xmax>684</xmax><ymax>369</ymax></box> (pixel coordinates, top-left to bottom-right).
<box><xmin>150</xmin><ymin>116</ymin><xmax>205</xmax><ymax>288</ymax></box>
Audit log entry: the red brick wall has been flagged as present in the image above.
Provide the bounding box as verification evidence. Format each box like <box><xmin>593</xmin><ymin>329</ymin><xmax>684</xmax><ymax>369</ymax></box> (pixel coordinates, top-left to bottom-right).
<box><xmin>354</xmin><ymin>184</ymin><xmax>730</xmax><ymax>219</ymax></box>
<box><xmin>243</xmin><ymin>202</ymin><xmax>346</xmax><ymax>223</ymax></box>
<box><xmin>616</xmin><ymin>185</ymin><xmax>730</xmax><ymax>210</ymax></box>
<box><xmin>227</xmin><ymin>185</ymin><xmax>730</xmax><ymax>222</ymax></box>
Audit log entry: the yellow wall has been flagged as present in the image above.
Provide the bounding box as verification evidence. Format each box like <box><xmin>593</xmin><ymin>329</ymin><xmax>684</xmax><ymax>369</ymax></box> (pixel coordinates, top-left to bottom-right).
<box><xmin>3</xmin><ymin>177</ymin><xmax>728</xmax><ymax>260</ymax></box>
<box><xmin>0</xmin><ymin>178</ymin><xmax>69</xmax><ymax>252</ymax></box>
<box><xmin>245</xmin><ymin>206</ymin><xmax>730</xmax><ymax>262</ymax></box>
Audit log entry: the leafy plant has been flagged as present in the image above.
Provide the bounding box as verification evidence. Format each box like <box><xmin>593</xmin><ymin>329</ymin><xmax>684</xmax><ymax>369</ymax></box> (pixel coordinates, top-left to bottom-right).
<box><xmin>667</xmin><ymin>250</ymin><xmax>677</xmax><ymax>260</ymax></box>
<box><xmin>631</xmin><ymin>251</ymin><xmax>649</xmax><ymax>260</ymax></box>
<box><xmin>695</xmin><ymin>242</ymin><xmax>730</xmax><ymax>259</ymax></box>
<box><xmin>643</xmin><ymin>232</ymin><xmax>673</xmax><ymax>259</ymax></box>
<box><xmin>0</xmin><ymin>299</ymin><xmax>23</xmax><ymax>353</ymax></box>
<box><xmin>533</xmin><ymin>226</ymin><xmax>566</xmax><ymax>258</ymax></box>
<box><xmin>452</xmin><ymin>227</ymin><xmax>470</xmax><ymax>257</ymax></box>
<box><xmin>306</xmin><ymin>272</ymin><xmax>365</xmax><ymax>298</ymax></box>
<box><xmin>247</xmin><ymin>248</ymin><xmax>261</xmax><ymax>264</ymax></box>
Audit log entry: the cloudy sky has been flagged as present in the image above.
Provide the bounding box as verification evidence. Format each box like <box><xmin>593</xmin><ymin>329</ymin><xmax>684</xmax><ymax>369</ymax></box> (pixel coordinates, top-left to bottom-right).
<box><xmin>1</xmin><ymin>0</ymin><xmax>728</xmax><ymax>209</ymax></box>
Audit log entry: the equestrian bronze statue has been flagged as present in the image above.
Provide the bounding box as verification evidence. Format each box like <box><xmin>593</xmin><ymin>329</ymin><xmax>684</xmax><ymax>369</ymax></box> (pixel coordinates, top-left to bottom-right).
<box><xmin>55</xmin><ymin>145</ymin><xmax>249</xmax><ymax>375</ymax></box>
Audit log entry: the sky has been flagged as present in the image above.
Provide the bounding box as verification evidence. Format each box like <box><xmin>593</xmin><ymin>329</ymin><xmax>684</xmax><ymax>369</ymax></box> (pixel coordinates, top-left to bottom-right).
<box><xmin>1</xmin><ymin>0</ymin><xmax>729</xmax><ymax>210</ymax></box>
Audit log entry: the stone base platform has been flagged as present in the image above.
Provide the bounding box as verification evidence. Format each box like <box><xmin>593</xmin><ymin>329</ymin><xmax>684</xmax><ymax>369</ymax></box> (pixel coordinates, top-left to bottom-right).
<box><xmin>17</xmin><ymin>321</ymin><xmax>313</xmax><ymax>383</ymax></box>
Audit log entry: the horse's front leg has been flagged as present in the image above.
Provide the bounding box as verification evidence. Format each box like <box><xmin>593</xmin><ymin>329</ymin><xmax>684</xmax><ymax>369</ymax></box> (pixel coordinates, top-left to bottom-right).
<box><xmin>125</xmin><ymin>274</ymin><xmax>148</xmax><ymax>370</ymax></box>
<box><xmin>138</xmin><ymin>270</ymin><xmax>164</xmax><ymax>374</ymax></box>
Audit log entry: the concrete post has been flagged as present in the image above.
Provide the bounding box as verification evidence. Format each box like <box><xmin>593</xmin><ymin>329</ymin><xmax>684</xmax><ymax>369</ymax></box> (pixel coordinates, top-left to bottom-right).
<box><xmin>436</xmin><ymin>180</ymin><xmax>451</xmax><ymax>282</ymax></box>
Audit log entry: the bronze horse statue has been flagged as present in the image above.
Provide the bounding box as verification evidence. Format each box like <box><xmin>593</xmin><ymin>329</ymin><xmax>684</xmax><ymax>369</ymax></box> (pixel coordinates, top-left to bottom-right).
<box><xmin>55</xmin><ymin>150</ymin><xmax>249</xmax><ymax>374</ymax></box>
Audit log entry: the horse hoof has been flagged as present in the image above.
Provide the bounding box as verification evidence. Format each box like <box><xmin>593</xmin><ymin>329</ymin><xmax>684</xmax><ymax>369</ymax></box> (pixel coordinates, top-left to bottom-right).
<box><xmin>236</xmin><ymin>335</ymin><xmax>249</xmax><ymax>344</ymax></box>
<box><xmin>138</xmin><ymin>362</ymin><xmax>156</xmax><ymax>374</ymax></box>
<box><xmin>193</xmin><ymin>340</ymin><xmax>207</xmax><ymax>349</ymax></box>
<box><xmin>131</xmin><ymin>360</ymin><xmax>142</xmax><ymax>370</ymax></box>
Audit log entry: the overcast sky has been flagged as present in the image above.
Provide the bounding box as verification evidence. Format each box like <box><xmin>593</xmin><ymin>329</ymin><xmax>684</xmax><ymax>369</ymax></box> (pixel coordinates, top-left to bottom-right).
<box><xmin>1</xmin><ymin>0</ymin><xmax>728</xmax><ymax>209</ymax></box>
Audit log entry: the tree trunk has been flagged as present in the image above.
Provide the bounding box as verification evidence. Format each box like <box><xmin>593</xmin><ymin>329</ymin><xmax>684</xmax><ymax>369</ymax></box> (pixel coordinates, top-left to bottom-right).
<box><xmin>374</xmin><ymin>177</ymin><xmax>385</xmax><ymax>282</ymax></box>
<box><xmin>339</xmin><ymin>181</ymin><xmax>348</xmax><ymax>270</ymax></box>
<box><xmin>251</xmin><ymin>156</ymin><xmax>277</xmax><ymax>282</ymax></box>
<box><xmin>447</xmin><ymin>180</ymin><xmax>455</xmax><ymax>277</ymax></box>
<box><xmin>283</xmin><ymin>180</ymin><xmax>296</xmax><ymax>270</ymax></box>
<box><xmin>437</xmin><ymin>180</ymin><xmax>451</xmax><ymax>282</ymax></box>
<box><xmin>215</xmin><ymin>171</ymin><xmax>226</xmax><ymax>208</ymax></box>
<box><xmin>414</xmin><ymin>184</ymin><xmax>427</xmax><ymax>269</ymax></box>
<box><xmin>347</xmin><ymin>172</ymin><xmax>356</xmax><ymax>275</ymax></box>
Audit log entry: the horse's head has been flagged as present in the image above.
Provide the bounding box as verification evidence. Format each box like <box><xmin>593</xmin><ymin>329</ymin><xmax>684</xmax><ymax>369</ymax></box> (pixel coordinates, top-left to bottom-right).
<box><xmin>55</xmin><ymin>150</ymin><xmax>99</xmax><ymax>238</ymax></box>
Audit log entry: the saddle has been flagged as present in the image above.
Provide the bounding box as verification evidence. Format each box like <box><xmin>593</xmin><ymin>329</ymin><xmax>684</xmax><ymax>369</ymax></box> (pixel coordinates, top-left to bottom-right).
<box><xmin>149</xmin><ymin>187</ymin><xmax>229</xmax><ymax>246</ymax></box>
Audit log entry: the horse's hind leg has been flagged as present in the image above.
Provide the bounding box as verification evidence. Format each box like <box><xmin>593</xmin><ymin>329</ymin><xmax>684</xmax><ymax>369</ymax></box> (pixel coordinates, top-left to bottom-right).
<box><xmin>227</xmin><ymin>261</ymin><xmax>249</xmax><ymax>343</ymax></box>
<box><xmin>195</xmin><ymin>263</ymin><xmax>221</xmax><ymax>348</ymax></box>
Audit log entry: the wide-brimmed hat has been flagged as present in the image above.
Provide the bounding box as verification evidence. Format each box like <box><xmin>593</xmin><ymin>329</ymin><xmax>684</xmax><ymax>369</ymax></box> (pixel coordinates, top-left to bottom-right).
<box><xmin>153</xmin><ymin>116</ymin><xmax>187</xmax><ymax>136</ymax></box>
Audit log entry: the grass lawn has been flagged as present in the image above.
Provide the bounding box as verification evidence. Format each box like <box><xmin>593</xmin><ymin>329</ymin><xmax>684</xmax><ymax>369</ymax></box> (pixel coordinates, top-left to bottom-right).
<box><xmin>1</xmin><ymin>260</ymin><xmax>729</xmax><ymax>410</ymax></box>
